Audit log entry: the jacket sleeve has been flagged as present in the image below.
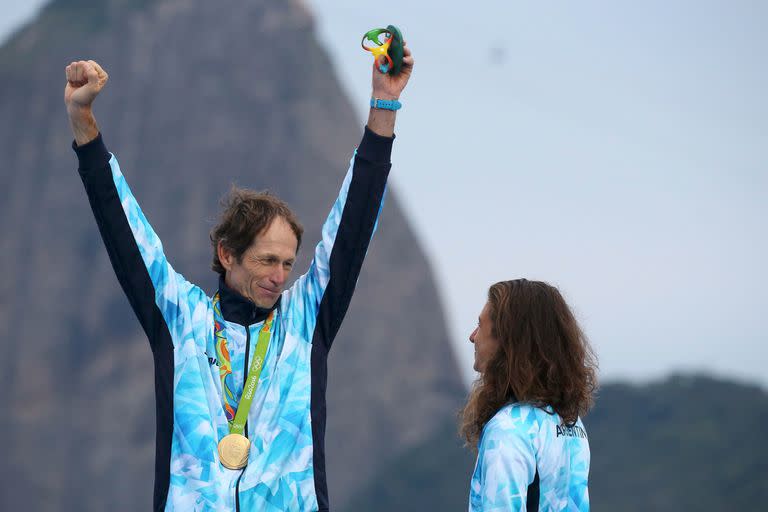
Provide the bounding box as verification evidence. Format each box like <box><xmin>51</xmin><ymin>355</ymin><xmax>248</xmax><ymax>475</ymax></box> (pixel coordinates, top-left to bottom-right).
<box><xmin>282</xmin><ymin>126</ymin><xmax>393</xmax><ymax>350</ymax></box>
<box><xmin>75</xmin><ymin>133</ymin><xmax>197</xmax><ymax>351</ymax></box>
<box><xmin>470</xmin><ymin>416</ymin><xmax>537</xmax><ymax>511</ymax></box>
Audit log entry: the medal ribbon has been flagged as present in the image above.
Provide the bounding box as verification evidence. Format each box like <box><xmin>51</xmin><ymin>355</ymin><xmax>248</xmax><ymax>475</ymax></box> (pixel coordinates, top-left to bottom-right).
<box><xmin>213</xmin><ymin>292</ymin><xmax>275</xmax><ymax>435</ymax></box>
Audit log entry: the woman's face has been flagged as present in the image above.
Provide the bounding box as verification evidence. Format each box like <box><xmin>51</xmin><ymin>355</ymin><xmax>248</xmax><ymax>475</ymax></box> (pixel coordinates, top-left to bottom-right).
<box><xmin>469</xmin><ymin>301</ymin><xmax>501</xmax><ymax>373</ymax></box>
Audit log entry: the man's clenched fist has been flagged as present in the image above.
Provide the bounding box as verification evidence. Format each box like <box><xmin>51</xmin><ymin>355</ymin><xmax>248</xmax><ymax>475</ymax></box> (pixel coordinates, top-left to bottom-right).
<box><xmin>64</xmin><ymin>60</ymin><xmax>108</xmax><ymax>113</ymax></box>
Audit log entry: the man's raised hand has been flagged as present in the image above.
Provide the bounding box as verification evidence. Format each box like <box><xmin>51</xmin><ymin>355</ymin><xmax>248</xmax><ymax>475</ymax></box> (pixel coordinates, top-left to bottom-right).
<box><xmin>65</xmin><ymin>60</ymin><xmax>108</xmax><ymax>113</ymax></box>
<box><xmin>371</xmin><ymin>42</ymin><xmax>414</xmax><ymax>101</ymax></box>
<box><xmin>64</xmin><ymin>60</ymin><xmax>107</xmax><ymax>145</ymax></box>
<box><xmin>367</xmin><ymin>42</ymin><xmax>414</xmax><ymax>138</ymax></box>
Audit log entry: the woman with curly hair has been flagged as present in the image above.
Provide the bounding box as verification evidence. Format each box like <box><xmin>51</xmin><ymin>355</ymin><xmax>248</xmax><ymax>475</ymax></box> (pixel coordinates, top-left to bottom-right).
<box><xmin>461</xmin><ymin>279</ymin><xmax>598</xmax><ymax>511</ymax></box>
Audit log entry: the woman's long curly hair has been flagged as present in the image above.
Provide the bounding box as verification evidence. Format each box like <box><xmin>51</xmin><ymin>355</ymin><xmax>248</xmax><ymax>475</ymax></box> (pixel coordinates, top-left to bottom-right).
<box><xmin>459</xmin><ymin>279</ymin><xmax>598</xmax><ymax>448</ymax></box>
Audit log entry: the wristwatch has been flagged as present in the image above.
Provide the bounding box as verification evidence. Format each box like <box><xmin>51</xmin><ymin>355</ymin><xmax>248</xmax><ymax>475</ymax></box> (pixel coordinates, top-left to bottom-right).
<box><xmin>370</xmin><ymin>97</ymin><xmax>402</xmax><ymax>111</ymax></box>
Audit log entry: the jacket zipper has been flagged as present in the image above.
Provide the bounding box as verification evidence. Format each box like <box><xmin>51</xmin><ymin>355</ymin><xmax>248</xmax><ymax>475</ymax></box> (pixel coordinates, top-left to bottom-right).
<box><xmin>235</xmin><ymin>325</ymin><xmax>252</xmax><ymax>512</ymax></box>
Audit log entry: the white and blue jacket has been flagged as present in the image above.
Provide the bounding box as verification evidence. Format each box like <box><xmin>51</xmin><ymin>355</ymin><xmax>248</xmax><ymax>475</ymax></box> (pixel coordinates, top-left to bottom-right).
<box><xmin>74</xmin><ymin>128</ymin><xmax>393</xmax><ymax>511</ymax></box>
<box><xmin>469</xmin><ymin>403</ymin><xmax>590</xmax><ymax>511</ymax></box>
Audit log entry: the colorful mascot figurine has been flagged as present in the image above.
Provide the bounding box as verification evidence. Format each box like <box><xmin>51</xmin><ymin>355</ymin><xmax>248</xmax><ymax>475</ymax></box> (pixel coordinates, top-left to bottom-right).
<box><xmin>361</xmin><ymin>25</ymin><xmax>404</xmax><ymax>75</ymax></box>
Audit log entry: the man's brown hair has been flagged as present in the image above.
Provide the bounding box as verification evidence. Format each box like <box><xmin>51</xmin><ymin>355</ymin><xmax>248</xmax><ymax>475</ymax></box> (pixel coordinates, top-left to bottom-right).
<box><xmin>459</xmin><ymin>279</ymin><xmax>598</xmax><ymax>448</ymax></box>
<box><xmin>210</xmin><ymin>187</ymin><xmax>303</xmax><ymax>275</ymax></box>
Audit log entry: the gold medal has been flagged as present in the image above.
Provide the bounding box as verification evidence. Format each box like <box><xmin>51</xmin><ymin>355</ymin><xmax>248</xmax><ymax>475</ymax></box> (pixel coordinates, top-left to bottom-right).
<box><xmin>218</xmin><ymin>433</ymin><xmax>251</xmax><ymax>470</ymax></box>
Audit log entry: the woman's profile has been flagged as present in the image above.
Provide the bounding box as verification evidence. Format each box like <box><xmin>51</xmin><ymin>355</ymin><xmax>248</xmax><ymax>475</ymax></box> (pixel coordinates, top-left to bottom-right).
<box><xmin>461</xmin><ymin>279</ymin><xmax>598</xmax><ymax>511</ymax></box>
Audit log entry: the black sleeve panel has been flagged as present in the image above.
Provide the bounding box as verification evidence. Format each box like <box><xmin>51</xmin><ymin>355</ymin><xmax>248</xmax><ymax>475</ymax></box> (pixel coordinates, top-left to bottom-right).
<box><xmin>310</xmin><ymin>127</ymin><xmax>393</xmax><ymax>510</ymax></box>
<box><xmin>313</xmin><ymin>126</ymin><xmax>393</xmax><ymax>352</ymax></box>
<box><xmin>74</xmin><ymin>133</ymin><xmax>172</xmax><ymax>355</ymax></box>
<box><xmin>74</xmin><ymin>134</ymin><xmax>174</xmax><ymax>510</ymax></box>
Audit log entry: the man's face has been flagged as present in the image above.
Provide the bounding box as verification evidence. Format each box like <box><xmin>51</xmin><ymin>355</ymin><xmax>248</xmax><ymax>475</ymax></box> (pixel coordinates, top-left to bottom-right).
<box><xmin>219</xmin><ymin>217</ymin><xmax>298</xmax><ymax>308</ymax></box>
<box><xmin>469</xmin><ymin>302</ymin><xmax>501</xmax><ymax>374</ymax></box>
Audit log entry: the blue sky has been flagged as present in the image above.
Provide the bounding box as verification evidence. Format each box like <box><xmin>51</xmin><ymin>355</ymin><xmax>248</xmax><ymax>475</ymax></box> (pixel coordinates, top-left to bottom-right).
<box><xmin>3</xmin><ymin>0</ymin><xmax>765</xmax><ymax>387</ymax></box>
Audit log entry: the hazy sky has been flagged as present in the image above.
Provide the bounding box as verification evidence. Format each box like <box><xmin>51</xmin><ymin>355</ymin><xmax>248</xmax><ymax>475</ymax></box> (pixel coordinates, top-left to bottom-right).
<box><xmin>3</xmin><ymin>1</ymin><xmax>765</xmax><ymax>387</ymax></box>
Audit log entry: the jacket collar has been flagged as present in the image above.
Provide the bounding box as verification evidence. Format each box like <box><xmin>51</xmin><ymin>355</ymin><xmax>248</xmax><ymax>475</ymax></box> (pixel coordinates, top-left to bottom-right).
<box><xmin>218</xmin><ymin>275</ymin><xmax>280</xmax><ymax>326</ymax></box>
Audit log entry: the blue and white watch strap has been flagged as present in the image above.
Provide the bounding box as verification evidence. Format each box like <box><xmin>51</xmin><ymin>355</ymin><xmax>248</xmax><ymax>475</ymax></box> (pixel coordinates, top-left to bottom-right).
<box><xmin>370</xmin><ymin>97</ymin><xmax>402</xmax><ymax>111</ymax></box>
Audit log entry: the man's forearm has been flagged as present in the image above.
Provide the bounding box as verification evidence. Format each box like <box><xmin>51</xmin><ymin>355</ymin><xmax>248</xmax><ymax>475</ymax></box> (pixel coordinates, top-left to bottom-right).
<box><xmin>69</xmin><ymin>106</ymin><xmax>100</xmax><ymax>146</ymax></box>
<box><xmin>366</xmin><ymin>107</ymin><xmax>396</xmax><ymax>138</ymax></box>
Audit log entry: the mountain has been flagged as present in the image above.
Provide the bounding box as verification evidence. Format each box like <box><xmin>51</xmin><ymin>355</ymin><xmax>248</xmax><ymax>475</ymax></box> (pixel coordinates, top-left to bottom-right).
<box><xmin>588</xmin><ymin>374</ymin><xmax>768</xmax><ymax>511</ymax></box>
<box><xmin>346</xmin><ymin>375</ymin><xmax>768</xmax><ymax>511</ymax></box>
<box><xmin>0</xmin><ymin>1</ymin><xmax>465</xmax><ymax>510</ymax></box>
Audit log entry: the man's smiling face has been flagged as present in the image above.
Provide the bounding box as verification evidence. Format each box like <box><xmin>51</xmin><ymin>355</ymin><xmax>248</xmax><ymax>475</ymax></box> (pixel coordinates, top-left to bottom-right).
<box><xmin>218</xmin><ymin>216</ymin><xmax>298</xmax><ymax>308</ymax></box>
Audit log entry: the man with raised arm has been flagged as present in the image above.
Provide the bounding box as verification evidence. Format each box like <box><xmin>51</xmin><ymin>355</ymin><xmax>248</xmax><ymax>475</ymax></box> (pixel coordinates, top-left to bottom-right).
<box><xmin>65</xmin><ymin>45</ymin><xmax>413</xmax><ymax>511</ymax></box>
